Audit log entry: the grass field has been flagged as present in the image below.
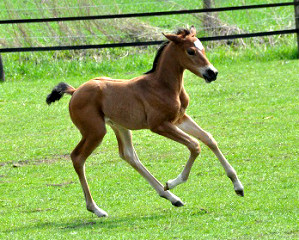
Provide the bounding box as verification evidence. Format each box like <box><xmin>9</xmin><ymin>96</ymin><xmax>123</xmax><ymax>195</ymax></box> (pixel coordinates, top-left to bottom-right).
<box><xmin>1</xmin><ymin>47</ymin><xmax>298</xmax><ymax>239</ymax></box>
<box><xmin>1</xmin><ymin>0</ymin><xmax>299</xmax><ymax>239</ymax></box>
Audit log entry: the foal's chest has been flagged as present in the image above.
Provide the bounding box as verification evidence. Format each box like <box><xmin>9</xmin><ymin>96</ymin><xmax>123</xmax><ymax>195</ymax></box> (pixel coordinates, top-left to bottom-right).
<box><xmin>162</xmin><ymin>89</ymin><xmax>189</xmax><ymax>123</ymax></box>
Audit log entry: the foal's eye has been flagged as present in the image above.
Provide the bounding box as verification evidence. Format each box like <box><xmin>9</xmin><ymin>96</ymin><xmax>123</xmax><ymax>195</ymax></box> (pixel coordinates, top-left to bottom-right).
<box><xmin>187</xmin><ymin>48</ymin><xmax>196</xmax><ymax>56</ymax></box>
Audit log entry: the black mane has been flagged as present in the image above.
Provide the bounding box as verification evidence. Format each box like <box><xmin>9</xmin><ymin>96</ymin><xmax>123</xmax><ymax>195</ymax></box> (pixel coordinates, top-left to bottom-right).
<box><xmin>176</xmin><ymin>28</ymin><xmax>190</xmax><ymax>36</ymax></box>
<box><xmin>145</xmin><ymin>28</ymin><xmax>191</xmax><ymax>75</ymax></box>
<box><xmin>145</xmin><ymin>41</ymin><xmax>169</xmax><ymax>74</ymax></box>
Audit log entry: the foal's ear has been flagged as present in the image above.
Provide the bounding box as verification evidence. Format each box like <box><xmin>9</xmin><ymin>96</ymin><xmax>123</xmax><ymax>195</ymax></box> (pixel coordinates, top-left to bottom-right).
<box><xmin>190</xmin><ymin>25</ymin><xmax>196</xmax><ymax>36</ymax></box>
<box><xmin>162</xmin><ymin>33</ymin><xmax>183</xmax><ymax>44</ymax></box>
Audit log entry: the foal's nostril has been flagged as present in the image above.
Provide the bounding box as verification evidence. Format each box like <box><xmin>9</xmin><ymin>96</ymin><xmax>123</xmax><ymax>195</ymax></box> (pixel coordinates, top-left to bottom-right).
<box><xmin>201</xmin><ymin>65</ymin><xmax>218</xmax><ymax>83</ymax></box>
<box><xmin>207</xmin><ymin>69</ymin><xmax>213</xmax><ymax>75</ymax></box>
<box><xmin>202</xmin><ymin>66</ymin><xmax>218</xmax><ymax>83</ymax></box>
<box><xmin>205</xmin><ymin>69</ymin><xmax>217</xmax><ymax>81</ymax></box>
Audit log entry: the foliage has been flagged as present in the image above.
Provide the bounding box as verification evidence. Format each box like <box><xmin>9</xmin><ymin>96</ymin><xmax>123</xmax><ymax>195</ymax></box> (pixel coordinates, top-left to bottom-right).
<box><xmin>0</xmin><ymin>0</ymin><xmax>296</xmax><ymax>50</ymax></box>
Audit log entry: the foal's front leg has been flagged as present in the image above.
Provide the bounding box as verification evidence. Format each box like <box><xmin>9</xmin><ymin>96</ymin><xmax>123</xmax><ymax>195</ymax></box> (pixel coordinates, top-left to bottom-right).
<box><xmin>177</xmin><ymin>114</ymin><xmax>244</xmax><ymax>196</ymax></box>
<box><xmin>150</xmin><ymin>121</ymin><xmax>201</xmax><ymax>190</ymax></box>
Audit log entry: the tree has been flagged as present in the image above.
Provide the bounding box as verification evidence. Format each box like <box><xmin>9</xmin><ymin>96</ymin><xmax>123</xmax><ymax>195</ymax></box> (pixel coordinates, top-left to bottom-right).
<box><xmin>203</xmin><ymin>0</ymin><xmax>217</xmax><ymax>35</ymax></box>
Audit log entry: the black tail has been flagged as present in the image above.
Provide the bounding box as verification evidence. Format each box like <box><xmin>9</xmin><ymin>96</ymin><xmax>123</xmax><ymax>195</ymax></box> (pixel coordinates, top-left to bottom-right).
<box><xmin>46</xmin><ymin>82</ymin><xmax>76</xmax><ymax>105</ymax></box>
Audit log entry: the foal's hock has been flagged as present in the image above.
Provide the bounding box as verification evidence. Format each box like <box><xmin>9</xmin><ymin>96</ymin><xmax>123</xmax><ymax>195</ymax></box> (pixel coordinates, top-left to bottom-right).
<box><xmin>47</xmin><ymin>26</ymin><xmax>244</xmax><ymax>217</ymax></box>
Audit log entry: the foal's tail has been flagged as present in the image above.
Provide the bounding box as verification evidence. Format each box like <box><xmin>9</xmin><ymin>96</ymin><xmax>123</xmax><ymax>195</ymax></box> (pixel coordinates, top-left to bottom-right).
<box><xmin>46</xmin><ymin>82</ymin><xmax>76</xmax><ymax>105</ymax></box>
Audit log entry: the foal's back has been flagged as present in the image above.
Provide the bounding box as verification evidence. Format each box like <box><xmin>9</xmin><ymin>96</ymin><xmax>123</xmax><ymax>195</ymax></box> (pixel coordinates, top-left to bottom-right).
<box><xmin>69</xmin><ymin>76</ymin><xmax>151</xmax><ymax>130</ymax></box>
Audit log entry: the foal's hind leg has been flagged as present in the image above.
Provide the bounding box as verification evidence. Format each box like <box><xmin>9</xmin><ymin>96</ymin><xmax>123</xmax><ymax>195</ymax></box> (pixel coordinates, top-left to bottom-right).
<box><xmin>176</xmin><ymin>114</ymin><xmax>244</xmax><ymax>196</ymax></box>
<box><xmin>70</xmin><ymin>114</ymin><xmax>108</xmax><ymax>217</ymax></box>
<box><xmin>110</xmin><ymin>124</ymin><xmax>184</xmax><ymax>207</ymax></box>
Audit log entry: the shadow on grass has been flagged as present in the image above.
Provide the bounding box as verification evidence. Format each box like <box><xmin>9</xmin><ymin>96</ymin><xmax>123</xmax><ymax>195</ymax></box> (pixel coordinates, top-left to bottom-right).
<box><xmin>3</xmin><ymin>208</ymin><xmax>208</xmax><ymax>234</ymax></box>
<box><xmin>3</xmin><ymin>212</ymin><xmax>170</xmax><ymax>233</ymax></box>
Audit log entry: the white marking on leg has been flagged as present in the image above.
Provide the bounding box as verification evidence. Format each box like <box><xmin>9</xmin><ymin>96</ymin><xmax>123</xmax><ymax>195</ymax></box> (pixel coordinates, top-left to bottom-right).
<box><xmin>163</xmin><ymin>132</ymin><xmax>200</xmax><ymax>190</ymax></box>
<box><xmin>72</xmin><ymin>156</ymin><xmax>108</xmax><ymax>217</ymax></box>
<box><xmin>111</xmin><ymin>125</ymin><xmax>184</xmax><ymax>206</ymax></box>
<box><xmin>177</xmin><ymin>115</ymin><xmax>244</xmax><ymax>196</ymax></box>
<box><xmin>166</xmin><ymin>173</ymin><xmax>186</xmax><ymax>190</ymax></box>
<box><xmin>233</xmin><ymin>179</ymin><xmax>244</xmax><ymax>193</ymax></box>
<box><xmin>87</xmin><ymin>202</ymin><xmax>108</xmax><ymax>217</ymax></box>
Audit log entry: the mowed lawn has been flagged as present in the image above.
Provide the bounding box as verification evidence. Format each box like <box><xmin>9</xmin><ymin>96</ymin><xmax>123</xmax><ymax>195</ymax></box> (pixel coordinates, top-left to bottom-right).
<box><xmin>0</xmin><ymin>52</ymin><xmax>298</xmax><ymax>239</ymax></box>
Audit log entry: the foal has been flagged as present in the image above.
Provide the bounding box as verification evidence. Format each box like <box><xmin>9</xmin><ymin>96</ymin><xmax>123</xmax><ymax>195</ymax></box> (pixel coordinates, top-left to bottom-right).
<box><xmin>47</xmin><ymin>26</ymin><xmax>244</xmax><ymax>217</ymax></box>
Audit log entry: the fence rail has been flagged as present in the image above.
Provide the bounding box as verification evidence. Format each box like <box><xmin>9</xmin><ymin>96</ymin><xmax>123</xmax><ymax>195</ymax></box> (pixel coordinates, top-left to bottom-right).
<box><xmin>0</xmin><ymin>1</ymin><xmax>297</xmax><ymax>25</ymax></box>
<box><xmin>0</xmin><ymin>1</ymin><xmax>298</xmax><ymax>53</ymax></box>
<box><xmin>0</xmin><ymin>29</ymin><xmax>297</xmax><ymax>53</ymax></box>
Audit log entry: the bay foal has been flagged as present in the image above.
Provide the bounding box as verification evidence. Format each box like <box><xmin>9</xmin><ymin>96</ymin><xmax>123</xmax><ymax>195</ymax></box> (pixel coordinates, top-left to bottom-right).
<box><xmin>47</xmin><ymin>26</ymin><xmax>244</xmax><ymax>217</ymax></box>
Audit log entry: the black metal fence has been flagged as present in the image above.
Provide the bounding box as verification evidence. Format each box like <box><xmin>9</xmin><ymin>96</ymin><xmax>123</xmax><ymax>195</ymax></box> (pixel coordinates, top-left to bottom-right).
<box><xmin>0</xmin><ymin>1</ymin><xmax>299</xmax><ymax>81</ymax></box>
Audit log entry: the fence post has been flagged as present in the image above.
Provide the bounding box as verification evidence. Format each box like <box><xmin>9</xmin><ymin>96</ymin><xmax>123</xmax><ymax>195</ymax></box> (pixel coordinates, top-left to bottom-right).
<box><xmin>295</xmin><ymin>0</ymin><xmax>299</xmax><ymax>58</ymax></box>
<box><xmin>0</xmin><ymin>55</ymin><xmax>4</xmax><ymax>82</ymax></box>
<box><xmin>203</xmin><ymin>0</ymin><xmax>217</xmax><ymax>35</ymax></box>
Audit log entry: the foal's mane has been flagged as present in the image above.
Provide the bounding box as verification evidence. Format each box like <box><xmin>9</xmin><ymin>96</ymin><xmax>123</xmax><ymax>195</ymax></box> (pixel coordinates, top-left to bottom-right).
<box><xmin>145</xmin><ymin>28</ymin><xmax>191</xmax><ymax>75</ymax></box>
<box><xmin>145</xmin><ymin>41</ymin><xmax>169</xmax><ymax>74</ymax></box>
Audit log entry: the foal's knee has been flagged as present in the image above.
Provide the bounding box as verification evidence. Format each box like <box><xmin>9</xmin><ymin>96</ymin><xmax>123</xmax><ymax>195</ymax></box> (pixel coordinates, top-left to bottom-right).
<box><xmin>123</xmin><ymin>150</ymin><xmax>134</xmax><ymax>162</ymax></box>
<box><xmin>122</xmin><ymin>147</ymin><xmax>138</xmax><ymax>165</ymax></box>
<box><xmin>188</xmin><ymin>139</ymin><xmax>201</xmax><ymax>156</ymax></box>
<box><xmin>203</xmin><ymin>132</ymin><xmax>218</xmax><ymax>150</ymax></box>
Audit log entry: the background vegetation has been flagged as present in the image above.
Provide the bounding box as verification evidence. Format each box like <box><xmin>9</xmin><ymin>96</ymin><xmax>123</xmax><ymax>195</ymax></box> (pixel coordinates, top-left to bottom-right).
<box><xmin>0</xmin><ymin>0</ymin><xmax>298</xmax><ymax>239</ymax></box>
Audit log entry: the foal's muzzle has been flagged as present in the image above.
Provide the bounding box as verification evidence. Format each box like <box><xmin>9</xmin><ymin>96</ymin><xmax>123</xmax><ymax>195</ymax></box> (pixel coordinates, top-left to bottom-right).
<box><xmin>202</xmin><ymin>66</ymin><xmax>218</xmax><ymax>83</ymax></box>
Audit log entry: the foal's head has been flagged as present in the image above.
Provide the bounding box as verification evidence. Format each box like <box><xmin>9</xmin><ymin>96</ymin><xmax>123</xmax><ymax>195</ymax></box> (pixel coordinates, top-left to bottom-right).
<box><xmin>164</xmin><ymin>26</ymin><xmax>218</xmax><ymax>83</ymax></box>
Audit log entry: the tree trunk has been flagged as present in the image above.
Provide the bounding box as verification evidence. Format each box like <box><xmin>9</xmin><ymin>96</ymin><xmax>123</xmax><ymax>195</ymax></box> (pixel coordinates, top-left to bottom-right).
<box><xmin>203</xmin><ymin>0</ymin><xmax>216</xmax><ymax>35</ymax></box>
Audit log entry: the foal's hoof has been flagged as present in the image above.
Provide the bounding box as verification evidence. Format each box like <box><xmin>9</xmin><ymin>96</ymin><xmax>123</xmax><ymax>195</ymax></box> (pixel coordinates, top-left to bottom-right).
<box><xmin>172</xmin><ymin>200</ymin><xmax>184</xmax><ymax>207</ymax></box>
<box><xmin>95</xmin><ymin>211</ymin><xmax>108</xmax><ymax>218</ymax></box>
<box><xmin>235</xmin><ymin>189</ymin><xmax>244</xmax><ymax>197</ymax></box>
<box><xmin>88</xmin><ymin>206</ymin><xmax>108</xmax><ymax>217</ymax></box>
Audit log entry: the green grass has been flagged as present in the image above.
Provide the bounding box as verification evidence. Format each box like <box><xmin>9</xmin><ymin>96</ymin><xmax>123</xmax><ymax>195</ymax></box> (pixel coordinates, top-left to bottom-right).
<box><xmin>0</xmin><ymin>46</ymin><xmax>298</xmax><ymax>239</ymax></box>
<box><xmin>0</xmin><ymin>0</ymin><xmax>298</xmax><ymax>239</ymax></box>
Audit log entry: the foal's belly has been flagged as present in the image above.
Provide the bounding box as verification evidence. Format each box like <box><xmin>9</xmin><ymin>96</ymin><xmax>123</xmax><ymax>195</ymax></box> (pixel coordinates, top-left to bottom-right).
<box><xmin>103</xmin><ymin>113</ymin><xmax>148</xmax><ymax>130</ymax></box>
<box><xmin>102</xmin><ymin>95</ymin><xmax>149</xmax><ymax>130</ymax></box>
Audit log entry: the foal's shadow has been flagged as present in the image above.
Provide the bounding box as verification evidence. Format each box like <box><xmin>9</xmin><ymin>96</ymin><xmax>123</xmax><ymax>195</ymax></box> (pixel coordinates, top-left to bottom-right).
<box><xmin>62</xmin><ymin>213</ymin><xmax>169</xmax><ymax>230</ymax></box>
<box><xmin>3</xmin><ymin>212</ymin><xmax>170</xmax><ymax>234</ymax></box>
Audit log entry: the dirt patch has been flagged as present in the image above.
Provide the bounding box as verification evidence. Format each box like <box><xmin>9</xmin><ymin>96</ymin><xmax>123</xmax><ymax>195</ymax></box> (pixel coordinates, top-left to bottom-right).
<box><xmin>25</xmin><ymin>208</ymin><xmax>56</xmax><ymax>213</ymax></box>
<box><xmin>60</xmin><ymin>221</ymin><xmax>97</xmax><ymax>229</ymax></box>
<box><xmin>46</xmin><ymin>181</ymin><xmax>75</xmax><ymax>187</ymax></box>
<box><xmin>0</xmin><ymin>154</ymin><xmax>70</xmax><ymax>168</ymax></box>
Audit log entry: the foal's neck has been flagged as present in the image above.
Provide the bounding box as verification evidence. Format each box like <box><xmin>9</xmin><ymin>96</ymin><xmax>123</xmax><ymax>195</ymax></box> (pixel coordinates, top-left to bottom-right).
<box><xmin>153</xmin><ymin>43</ymin><xmax>185</xmax><ymax>93</ymax></box>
